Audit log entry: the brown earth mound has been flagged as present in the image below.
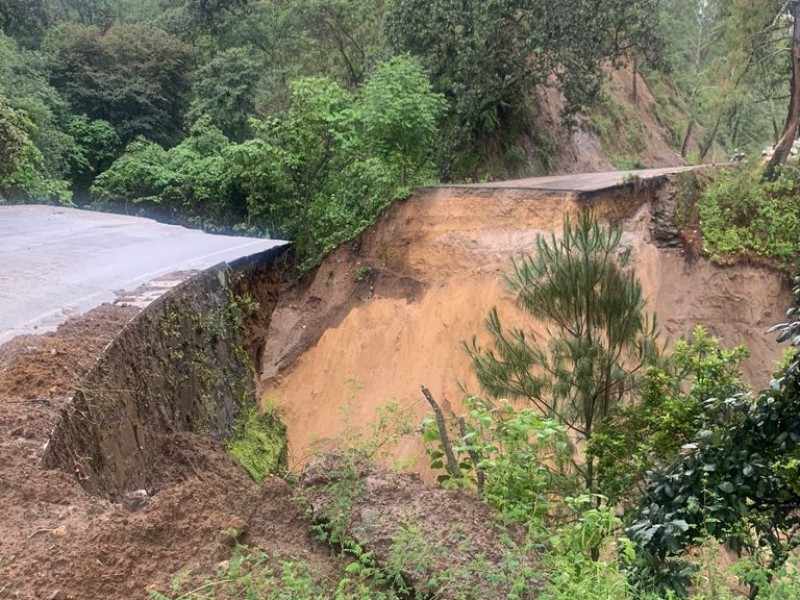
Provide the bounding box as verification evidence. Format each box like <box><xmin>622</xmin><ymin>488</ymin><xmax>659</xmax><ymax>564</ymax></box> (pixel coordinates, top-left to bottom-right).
<box><xmin>0</xmin><ymin>306</ymin><xmax>339</xmax><ymax>599</ymax></box>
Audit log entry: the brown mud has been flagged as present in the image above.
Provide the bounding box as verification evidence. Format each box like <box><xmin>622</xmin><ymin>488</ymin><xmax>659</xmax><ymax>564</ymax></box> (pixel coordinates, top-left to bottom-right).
<box><xmin>0</xmin><ymin>305</ymin><xmax>339</xmax><ymax>599</ymax></box>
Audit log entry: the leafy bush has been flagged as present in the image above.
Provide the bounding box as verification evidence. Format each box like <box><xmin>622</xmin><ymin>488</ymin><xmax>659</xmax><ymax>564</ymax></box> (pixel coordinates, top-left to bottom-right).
<box><xmin>627</xmin><ymin>281</ymin><xmax>800</xmax><ymax>598</ymax></box>
<box><xmin>423</xmin><ymin>396</ymin><xmax>576</xmax><ymax>522</ymax></box>
<box><xmin>225</xmin><ymin>407</ymin><xmax>288</xmax><ymax>482</ymax></box>
<box><xmin>698</xmin><ymin>165</ymin><xmax>800</xmax><ymax>268</ymax></box>
<box><xmin>590</xmin><ymin>326</ymin><xmax>749</xmax><ymax>507</ymax></box>
<box><xmin>91</xmin><ymin>120</ymin><xmax>247</xmax><ymax>225</ymax></box>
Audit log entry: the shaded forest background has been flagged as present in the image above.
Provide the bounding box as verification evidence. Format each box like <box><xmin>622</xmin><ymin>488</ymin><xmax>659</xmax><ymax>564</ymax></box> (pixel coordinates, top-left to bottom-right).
<box><xmin>0</xmin><ymin>0</ymin><xmax>793</xmax><ymax>264</ymax></box>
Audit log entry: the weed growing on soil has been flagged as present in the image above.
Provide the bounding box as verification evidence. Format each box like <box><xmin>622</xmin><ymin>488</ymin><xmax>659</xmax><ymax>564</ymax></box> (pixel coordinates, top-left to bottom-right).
<box><xmin>335</xmin><ymin>395</ymin><xmax>415</xmax><ymax>465</ymax></box>
<box><xmin>225</xmin><ymin>407</ymin><xmax>288</xmax><ymax>481</ymax></box>
<box><xmin>149</xmin><ymin>545</ymin><xmax>403</xmax><ymax>600</ymax></box>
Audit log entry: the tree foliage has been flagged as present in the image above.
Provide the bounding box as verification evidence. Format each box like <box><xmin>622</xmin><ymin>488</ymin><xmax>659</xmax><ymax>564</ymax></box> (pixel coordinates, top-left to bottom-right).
<box><xmin>0</xmin><ymin>0</ymin><xmax>50</xmax><ymax>47</ymax></box>
<box><xmin>49</xmin><ymin>22</ymin><xmax>192</xmax><ymax>146</ymax></box>
<box><xmin>590</xmin><ymin>326</ymin><xmax>750</xmax><ymax>507</ymax></box>
<box><xmin>386</xmin><ymin>0</ymin><xmax>664</xmax><ymax>176</ymax></box>
<box><xmin>93</xmin><ymin>55</ymin><xmax>443</xmax><ymax>266</ymax></box>
<box><xmin>468</xmin><ymin>212</ymin><xmax>659</xmax><ymax>494</ymax></box>
<box><xmin>237</xmin><ymin>56</ymin><xmax>444</xmax><ymax>264</ymax></box>
<box><xmin>628</xmin><ymin>276</ymin><xmax>800</xmax><ymax>598</ymax></box>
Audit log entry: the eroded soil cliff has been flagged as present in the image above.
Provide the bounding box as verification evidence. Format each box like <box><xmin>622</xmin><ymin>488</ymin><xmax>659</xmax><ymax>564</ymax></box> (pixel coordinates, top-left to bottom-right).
<box><xmin>262</xmin><ymin>182</ymin><xmax>791</xmax><ymax>472</ymax></box>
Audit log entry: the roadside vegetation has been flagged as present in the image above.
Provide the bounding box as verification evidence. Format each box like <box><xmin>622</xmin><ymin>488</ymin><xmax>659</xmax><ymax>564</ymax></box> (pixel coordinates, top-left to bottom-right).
<box><xmin>698</xmin><ymin>163</ymin><xmax>800</xmax><ymax>270</ymax></box>
<box><xmin>2</xmin><ymin>0</ymin><xmax>795</xmax><ymax>268</ymax></box>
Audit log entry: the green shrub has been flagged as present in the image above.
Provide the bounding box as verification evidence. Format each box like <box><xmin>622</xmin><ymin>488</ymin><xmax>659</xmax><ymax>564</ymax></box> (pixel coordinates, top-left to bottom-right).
<box><xmin>149</xmin><ymin>545</ymin><xmax>403</xmax><ymax>600</ymax></box>
<box><xmin>225</xmin><ymin>407</ymin><xmax>288</xmax><ymax>482</ymax></box>
<box><xmin>698</xmin><ymin>165</ymin><xmax>800</xmax><ymax>268</ymax></box>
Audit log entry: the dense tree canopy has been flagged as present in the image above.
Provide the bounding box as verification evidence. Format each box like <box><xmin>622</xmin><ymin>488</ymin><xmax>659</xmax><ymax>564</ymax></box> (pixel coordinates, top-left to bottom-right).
<box><xmin>0</xmin><ymin>0</ymin><xmax>793</xmax><ymax>264</ymax></box>
<box><xmin>49</xmin><ymin>22</ymin><xmax>192</xmax><ymax>145</ymax></box>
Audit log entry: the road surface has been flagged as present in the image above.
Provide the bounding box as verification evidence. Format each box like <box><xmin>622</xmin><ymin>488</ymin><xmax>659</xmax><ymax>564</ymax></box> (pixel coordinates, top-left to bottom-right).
<box><xmin>456</xmin><ymin>165</ymin><xmax>702</xmax><ymax>192</ymax></box>
<box><xmin>0</xmin><ymin>205</ymin><xmax>287</xmax><ymax>344</ymax></box>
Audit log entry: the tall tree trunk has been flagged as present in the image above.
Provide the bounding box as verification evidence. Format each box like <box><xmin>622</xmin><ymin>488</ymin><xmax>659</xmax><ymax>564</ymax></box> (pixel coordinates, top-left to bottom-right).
<box><xmin>766</xmin><ymin>2</ymin><xmax>800</xmax><ymax>179</ymax></box>
<box><xmin>681</xmin><ymin>118</ymin><xmax>695</xmax><ymax>159</ymax></box>
<box><xmin>632</xmin><ymin>57</ymin><xmax>638</xmax><ymax>104</ymax></box>
<box><xmin>699</xmin><ymin>110</ymin><xmax>723</xmax><ymax>161</ymax></box>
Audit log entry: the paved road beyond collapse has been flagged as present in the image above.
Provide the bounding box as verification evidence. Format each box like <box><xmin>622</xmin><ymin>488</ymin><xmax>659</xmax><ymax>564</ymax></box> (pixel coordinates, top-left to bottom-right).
<box><xmin>0</xmin><ymin>205</ymin><xmax>287</xmax><ymax>344</ymax></box>
<box><xmin>460</xmin><ymin>165</ymin><xmax>701</xmax><ymax>191</ymax></box>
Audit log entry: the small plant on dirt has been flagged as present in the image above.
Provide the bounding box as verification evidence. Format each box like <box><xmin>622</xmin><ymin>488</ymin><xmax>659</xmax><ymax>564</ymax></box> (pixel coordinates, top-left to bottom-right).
<box><xmin>336</xmin><ymin>392</ymin><xmax>415</xmax><ymax>464</ymax></box>
<box><xmin>303</xmin><ymin>452</ymin><xmax>368</xmax><ymax>549</ymax></box>
<box><xmin>149</xmin><ymin>545</ymin><xmax>404</xmax><ymax>600</ymax></box>
<box><xmin>225</xmin><ymin>407</ymin><xmax>288</xmax><ymax>482</ymax></box>
<box><xmin>538</xmin><ymin>496</ymin><xmax>634</xmax><ymax>600</ymax></box>
<box><xmin>622</xmin><ymin>171</ymin><xmax>644</xmax><ymax>185</ymax></box>
<box><xmin>353</xmin><ymin>265</ymin><xmax>373</xmax><ymax>283</ymax></box>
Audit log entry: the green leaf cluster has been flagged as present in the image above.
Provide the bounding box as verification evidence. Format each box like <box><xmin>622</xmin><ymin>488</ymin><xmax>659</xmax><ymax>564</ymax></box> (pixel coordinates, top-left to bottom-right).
<box><xmin>699</xmin><ymin>165</ymin><xmax>800</xmax><ymax>268</ymax></box>
<box><xmin>93</xmin><ymin>55</ymin><xmax>444</xmax><ymax>267</ymax></box>
<box><xmin>590</xmin><ymin>326</ymin><xmax>750</xmax><ymax>507</ymax></box>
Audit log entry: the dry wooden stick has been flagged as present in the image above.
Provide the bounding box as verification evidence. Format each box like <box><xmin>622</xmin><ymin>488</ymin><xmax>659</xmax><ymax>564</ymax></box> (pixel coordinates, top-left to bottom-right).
<box><xmin>420</xmin><ymin>385</ymin><xmax>462</xmax><ymax>479</ymax></box>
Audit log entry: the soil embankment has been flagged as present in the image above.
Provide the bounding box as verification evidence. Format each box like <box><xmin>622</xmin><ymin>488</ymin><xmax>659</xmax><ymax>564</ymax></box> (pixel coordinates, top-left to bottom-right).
<box><xmin>262</xmin><ymin>179</ymin><xmax>792</xmax><ymax>472</ymax></box>
<box><xmin>0</xmin><ymin>249</ymin><xmax>342</xmax><ymax>599</ymax></box>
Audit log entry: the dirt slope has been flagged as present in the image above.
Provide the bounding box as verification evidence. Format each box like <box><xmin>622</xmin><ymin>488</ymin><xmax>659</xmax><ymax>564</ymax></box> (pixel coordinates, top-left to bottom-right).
<box><xmin>531</xmin><ymin>65</ymin><xmax>690</xmax><ymax>177</ymax></box>
<box><xmin>0</xmin><ymin>306</ymin><xmax>341</xmax><ymax>599</ymax></box>
<box><xmin>262</xmin><ymin>184</ymin><xmax>792</xmax><ymax>472</ymax></box>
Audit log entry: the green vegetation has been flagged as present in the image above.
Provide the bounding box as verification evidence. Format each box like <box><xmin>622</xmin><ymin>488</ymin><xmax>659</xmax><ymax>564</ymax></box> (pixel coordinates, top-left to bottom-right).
<box><xmin>225</xmin><ymin>406</ymin><xmax>288</xmax><ymax>482</ymax></box>
<box><xmin>2</xmin><ymin>0</ymin><xmax>796</xmax><ymax>265</ymax></box>
<box><xmin>466</xmin><ymin>212</ymin><xmax>659</xmax><ymax>498</ymax></box>
<box><xmin>149</xmin><ymin>545</ymin><xmax>404</xmax><ymax>599</ymax></box>
<box><xmin>421</xmin><ymin>214</ymin><xmax>800</xmax><ymax>598</ymax></box>
<box><xmin>586</xmin><ymin>94</ymin><xmax>649</xmax><ymax>169</ymax></box>
<box><xmin>698</xmin><ymin>165</ymin><xmax>800</xmax><ymax>269</ymax></box>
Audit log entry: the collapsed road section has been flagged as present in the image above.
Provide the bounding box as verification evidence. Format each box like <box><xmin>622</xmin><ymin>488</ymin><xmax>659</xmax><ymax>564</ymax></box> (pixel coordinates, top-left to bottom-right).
<box><xmin>0</xmin><ymin>204</ymin><xmax>293</xmax><ymax>499</ymax></box>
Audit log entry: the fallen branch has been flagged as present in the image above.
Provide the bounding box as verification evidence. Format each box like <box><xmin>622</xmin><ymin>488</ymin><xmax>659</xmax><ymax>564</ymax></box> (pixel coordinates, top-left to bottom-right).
<box><xmin>420</xmin><ymin>386</ymin><xmax>462</xmax><ymax>479</ymax></box>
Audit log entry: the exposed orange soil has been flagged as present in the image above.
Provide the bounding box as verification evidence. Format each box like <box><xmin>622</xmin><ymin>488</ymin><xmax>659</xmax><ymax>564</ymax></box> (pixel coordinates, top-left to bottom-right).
<box><xmin>262</xmin><ymin>186</ymin><xmax>791</xmax><ymax>473</ymax></box>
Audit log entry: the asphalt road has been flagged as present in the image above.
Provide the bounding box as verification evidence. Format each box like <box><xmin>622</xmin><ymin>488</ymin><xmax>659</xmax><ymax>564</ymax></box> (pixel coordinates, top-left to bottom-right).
<box><xmin>458</xmin><ymin>165</ymin><xmax>702</xmax><ymax>191</ymax></box>
<box><xmin>0</xmin><ymin>205</ymin><xmax>287</xmax><ymax>344</ymax></box>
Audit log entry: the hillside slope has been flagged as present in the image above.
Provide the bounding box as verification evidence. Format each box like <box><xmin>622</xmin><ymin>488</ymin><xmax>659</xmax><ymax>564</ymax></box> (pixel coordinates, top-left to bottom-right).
<box><xmin>513</xmin><ymin>66</ymin><xmax>691</xmax><ymax>179</ymax></box>
<box><xmin>261</xmin><ymin>180</ymin><xmax>791</xmax><ymax>472</ymax></box>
